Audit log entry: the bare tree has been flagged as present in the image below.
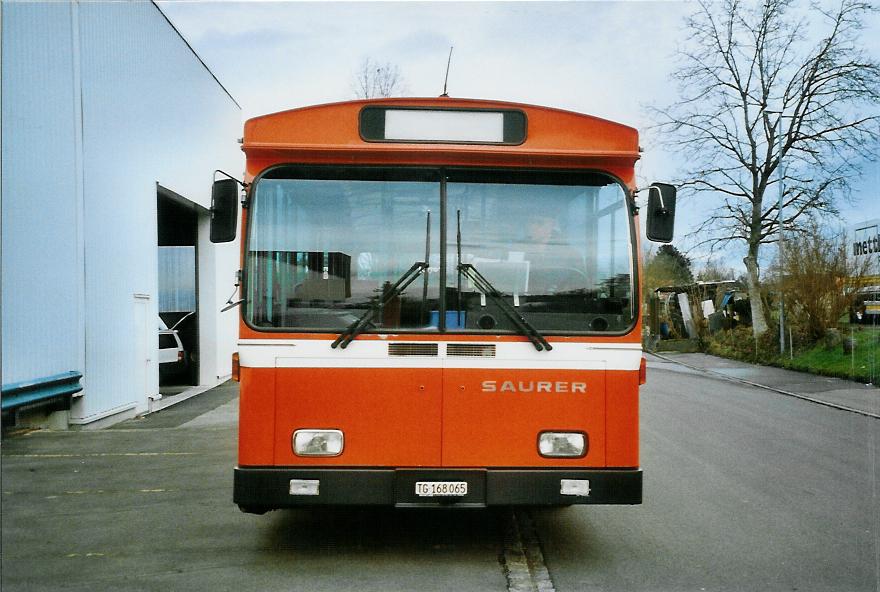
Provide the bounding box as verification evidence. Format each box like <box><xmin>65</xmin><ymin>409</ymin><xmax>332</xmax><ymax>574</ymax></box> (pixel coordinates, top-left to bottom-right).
<box><xmin>352</xmin><ymin>58</ymin><xmax>408</xmax><ymax>99</ymax></box>
<box><xmin>696</xmin><ymin>258</ymin><xmax>739</xmax><ymax>282</ymax></box>
<box><xmin>650</xmin><ymin>0</ymin><xmax>880</xmax><ymax>335</ymax></box>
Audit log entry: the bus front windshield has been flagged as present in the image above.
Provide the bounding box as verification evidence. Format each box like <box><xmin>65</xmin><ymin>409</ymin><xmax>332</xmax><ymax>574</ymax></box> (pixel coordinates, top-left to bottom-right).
<box><xmin>245</xmin><ymin>168</ymin><xmax>635</xmax><ymax>335</ymax></box>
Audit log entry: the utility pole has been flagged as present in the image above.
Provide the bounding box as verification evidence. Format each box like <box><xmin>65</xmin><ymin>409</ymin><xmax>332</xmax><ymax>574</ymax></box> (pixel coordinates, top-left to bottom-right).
<box><xmin>777</xmin><ymin>116</ymin><xmax>785</xmax><ymax>355</ymax></box>
<box><xmin>766</xmin><ymin>110</ymin><xmax>786</xmax><ymax>355</ymax></box>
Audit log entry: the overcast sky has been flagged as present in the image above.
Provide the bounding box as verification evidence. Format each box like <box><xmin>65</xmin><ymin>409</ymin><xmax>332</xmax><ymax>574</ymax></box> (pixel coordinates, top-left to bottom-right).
<box><xmin>158</xmin><ymin>0</ymin><xmax>880</xmax><ymax>269</ymax></box>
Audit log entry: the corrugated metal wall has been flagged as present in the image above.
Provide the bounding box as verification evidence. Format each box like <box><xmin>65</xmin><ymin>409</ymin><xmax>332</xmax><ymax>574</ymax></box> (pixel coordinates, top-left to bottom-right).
<box><xmin>159</xmin><ymin>247</ymin><xmax>197</xmax><ymax>312</ymax></box>
<box><xmin>1</xmin><ymin>2</ymin><xmax>86</xmax><ymax>388</ymax></box>
<box><xmin>75</xmin><ymin>1</ymin><xmax>241</xmax><ymax>421</ymax></box>
<box><xmin>2</xmin><ymin>1</ymin><xmax>241</xmax><ymax>424</ymax></box>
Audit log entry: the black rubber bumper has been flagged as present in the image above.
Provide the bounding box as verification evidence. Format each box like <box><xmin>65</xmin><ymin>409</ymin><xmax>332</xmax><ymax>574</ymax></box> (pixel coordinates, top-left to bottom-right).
<box><xmin>234</xmin><ymin>467</ymin><xmax>641</xmax><ymax>509</ymax></box>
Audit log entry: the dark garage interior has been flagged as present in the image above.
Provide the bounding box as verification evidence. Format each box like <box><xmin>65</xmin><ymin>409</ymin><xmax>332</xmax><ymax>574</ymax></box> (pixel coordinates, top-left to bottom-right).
<box><xmin>157</xmin><ymin>186</ymin><xmax>200</xmax><ymax>388</ymax></box>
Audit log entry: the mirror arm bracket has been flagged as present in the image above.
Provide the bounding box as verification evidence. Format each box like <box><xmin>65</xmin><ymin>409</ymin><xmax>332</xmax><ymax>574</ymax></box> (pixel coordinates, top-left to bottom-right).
<box><xmin>213</xmin><ymin>170</ymin><xmax>250</xmax><ymax>209</ymax></box>
<box><xmin>628</xmin><ymin>189</ymin><xmax>640</xmax><ymax>216</ymax></box>
<box><xmin>213</xmin><ymin>169</ymin><xmax>248</xmax><ymax>189</ymax></box>
<box><xmin>635</xmin><ymin>185</ymin><xmax>668</xmax><ymax>215</ymax></box>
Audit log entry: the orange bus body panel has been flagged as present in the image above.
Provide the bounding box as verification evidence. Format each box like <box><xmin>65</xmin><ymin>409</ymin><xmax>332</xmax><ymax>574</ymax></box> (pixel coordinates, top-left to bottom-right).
<box><xmin>243</xmin><ymin>98</ymin><xmax>638</xmax><ymax>157</ymax></box>
<box><xmin>272</xmin><ymin>368</ymin><xmax>443</xmax><ymax>467</ymax></box>
<box><xmin>604</xmin><ymin>370</ymin><xmax>640</xmax><ymax>467</ymax></box>
<box><xmin>239</xmin><ymin>366</ymin><xmax>640</xmax><ymax>469</ymax></box>
<box><xmin>241</xmin><ymin>98</ymin><xmax>639</xmax><ymax>186</ymax></box>
<box><xmin>238</xmin><ymin>367</ymin><xmax>276</xmax><ymax>466</ymax></box>
<box><xmin>441</xmin><ymin>369</ymin><xmax>606</xmax><ymax>467</ymax></box>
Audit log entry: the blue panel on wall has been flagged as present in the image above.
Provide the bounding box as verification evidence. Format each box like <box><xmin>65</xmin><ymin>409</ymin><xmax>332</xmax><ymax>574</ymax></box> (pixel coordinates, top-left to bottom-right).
<box><xmin>159</xmin><ymin>246</ymin><xmax>196</xmax><ymax>312</ymax></box>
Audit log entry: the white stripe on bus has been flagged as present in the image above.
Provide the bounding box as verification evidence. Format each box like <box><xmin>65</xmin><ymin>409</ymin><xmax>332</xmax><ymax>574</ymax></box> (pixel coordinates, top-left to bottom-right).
<box><xmin>237</xmin><ymin>340</ymin><xmax>642</xmax><ymax>371</ymax></box>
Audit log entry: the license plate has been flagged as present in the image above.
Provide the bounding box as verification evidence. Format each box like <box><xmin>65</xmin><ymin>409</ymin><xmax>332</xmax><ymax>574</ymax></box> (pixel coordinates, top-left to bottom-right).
<box><xmin>415</xmin><ymin>481</ymin><xmax>468</xmax><ymax>497</ymax></box>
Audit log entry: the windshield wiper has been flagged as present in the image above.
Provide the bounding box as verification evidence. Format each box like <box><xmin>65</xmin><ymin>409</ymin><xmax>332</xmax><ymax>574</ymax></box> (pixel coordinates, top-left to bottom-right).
<box><xmin>333</xmin><ymin>211</ymin><xmax>432</xmax><ymax>350</ymax></box>
<box><xmin>455</xmin><ymin>210</ymin><xmax>551</xmax><ymax>352</ymax></box>
<box><xmin>331</xmin><ymin>260</ymin><xmax>429</xmax><ymax>349</ymax></box>
<box><xmin>457</xmin><ymin>262</ymin><xmax>552</xmax><ymax>352</ymax></box>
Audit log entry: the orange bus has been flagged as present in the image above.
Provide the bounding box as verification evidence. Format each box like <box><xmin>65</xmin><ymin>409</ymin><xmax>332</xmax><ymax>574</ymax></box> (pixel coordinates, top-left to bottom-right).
<box><xmin>210</xmin><ymin>98</ymin><xmax>676</xmax><ymax>512</ymax></box>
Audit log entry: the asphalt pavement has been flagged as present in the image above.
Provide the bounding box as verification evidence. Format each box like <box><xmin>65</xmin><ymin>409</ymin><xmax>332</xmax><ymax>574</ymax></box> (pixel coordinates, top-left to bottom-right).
<box><xmin>1</xmin><ymin>356</ymin><xmax>878</xmax><ymax>591</ymax></box>
<box><xmin>652</xmin><ymin>352</ymin><xmax>880</xmax><ymax>417</ymax></box>
<box><xmin>540</xmin><ymin>358</ymin><xmax>879</xmax><ymax>591</ymax></box>
<box><xmin>0</xmin><ymin>382</ymin><xmax>507</xmax><ymax>592</ymax></box>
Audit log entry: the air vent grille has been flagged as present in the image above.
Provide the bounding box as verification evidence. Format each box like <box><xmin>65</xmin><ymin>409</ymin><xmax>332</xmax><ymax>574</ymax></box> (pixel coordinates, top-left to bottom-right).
<box><xmin>388</xmin><ymin>343</ymin><xmax>439</xmax><ymax>357</ymax></box>
<box><xmin>447</xmin><ymin>344</ymin><xmax>497</xmax><ymax>358</ymax></box>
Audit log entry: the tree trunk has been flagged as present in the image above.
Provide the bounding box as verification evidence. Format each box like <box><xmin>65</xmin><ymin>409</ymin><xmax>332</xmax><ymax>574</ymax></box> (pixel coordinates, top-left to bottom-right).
<box><xmin>743</xmin><ymin>254</ymin><xmax>768</xmax><ymax>336</ymax></box>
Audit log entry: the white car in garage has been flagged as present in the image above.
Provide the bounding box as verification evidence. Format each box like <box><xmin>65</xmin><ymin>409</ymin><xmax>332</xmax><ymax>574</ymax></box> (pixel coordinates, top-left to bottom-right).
<box><xmin>159</xmin><ymin>313</ymin><xmax>192</xmax><ymax>378</ymax></box>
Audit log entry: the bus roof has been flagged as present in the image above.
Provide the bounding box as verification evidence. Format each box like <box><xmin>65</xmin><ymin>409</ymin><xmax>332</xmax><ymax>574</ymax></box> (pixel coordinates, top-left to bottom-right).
<box><xmin>242</xmin><ymin>97</ymin><xmax>640</xmax><ymax>172</ymax></box>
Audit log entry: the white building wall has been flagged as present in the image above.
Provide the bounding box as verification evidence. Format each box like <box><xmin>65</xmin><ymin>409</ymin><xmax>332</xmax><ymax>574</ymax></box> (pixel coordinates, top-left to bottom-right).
<box><xmin>849</xmin><ymin>163</ymin><xmax>880</xmax><ymax>280</ymax></box>
<box><xmin>198</xmin><ymin>211</ymin><xmax>241</xmax><ymax>385</ymax></box>
<box><xmin>1</xmin><ymin>2</ymin><xmax>86</xmax><ymax>387</ymax></box>
<box><xmin>2</xmin><ymin>1</ymin><xmax>241</xmax><ymax>425</ymax></box>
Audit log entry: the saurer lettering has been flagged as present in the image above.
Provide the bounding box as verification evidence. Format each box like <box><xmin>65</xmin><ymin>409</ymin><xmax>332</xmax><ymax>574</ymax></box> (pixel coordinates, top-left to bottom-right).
<box><xmin>481</xmin><ymin>380</ymin><xmax>587</xmax><ymax>393</ymax></box>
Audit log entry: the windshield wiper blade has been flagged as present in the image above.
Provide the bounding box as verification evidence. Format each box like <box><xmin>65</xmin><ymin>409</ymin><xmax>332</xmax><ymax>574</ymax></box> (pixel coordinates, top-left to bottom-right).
<box><xmin>331</xmin><ymin>261</ymin><xmax>428</xmax><ymax>349</ymax></box>
<box><xmin>458</xmin><ymin>262</ymin><xmax>552</xmax><ymax>352</ymax></box>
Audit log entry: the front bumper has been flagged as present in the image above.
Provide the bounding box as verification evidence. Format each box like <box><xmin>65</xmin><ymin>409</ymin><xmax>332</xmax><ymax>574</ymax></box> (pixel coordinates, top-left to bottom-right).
<box><xmin>234</xmin><ymin>467</ymin><xmax>641</xmax><ymax>510</ymax></box>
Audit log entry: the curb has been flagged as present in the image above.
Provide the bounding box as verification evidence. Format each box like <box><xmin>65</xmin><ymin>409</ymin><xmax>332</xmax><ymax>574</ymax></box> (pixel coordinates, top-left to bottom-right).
<box><xmin>147</xmin><ymin>380</ymin><xmax>228</xmax><ymax>414</ymax></box>
<box><xmin>649</xmin><ymin>352</ymin><xmax>880</xmax><ymax>420</ymax></box>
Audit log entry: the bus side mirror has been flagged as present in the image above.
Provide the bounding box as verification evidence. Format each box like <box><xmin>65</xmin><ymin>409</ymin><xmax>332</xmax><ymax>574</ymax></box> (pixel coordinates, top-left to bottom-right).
<box><xmin>210</xmin><ymin>179</ymin><xmax>239</xmax><ymax>243</ymax></box>
<box><xmin>645</xmin><ymin>183</ymin><xmax>676</xmax><ymax>243</ymax></box>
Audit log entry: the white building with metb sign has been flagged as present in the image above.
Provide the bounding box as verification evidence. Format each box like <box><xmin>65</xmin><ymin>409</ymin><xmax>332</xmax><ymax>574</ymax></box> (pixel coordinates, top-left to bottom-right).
<box><xmin>853</xmin><ymin>219</ymin><xmax>880</xmax><ymax>276</ymax></box>
<box><xmin>851</xmin><ymin>218</ymin><xmax>880</xmax><ymax>322</ymax></box>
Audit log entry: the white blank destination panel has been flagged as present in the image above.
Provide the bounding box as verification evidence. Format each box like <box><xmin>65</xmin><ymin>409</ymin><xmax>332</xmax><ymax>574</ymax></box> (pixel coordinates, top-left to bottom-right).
<box><xmin>384</xmin><ymin>110</ymin><xmax>505</xmax><ymax>142</ymax></box>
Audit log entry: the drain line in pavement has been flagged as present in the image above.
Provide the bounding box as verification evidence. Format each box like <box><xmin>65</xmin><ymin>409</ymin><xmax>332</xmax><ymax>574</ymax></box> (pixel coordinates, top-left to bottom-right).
<box><xmin>500</xmin><ymin>509</ymin><xmax>556</xmax><ymax>592</ymax></box>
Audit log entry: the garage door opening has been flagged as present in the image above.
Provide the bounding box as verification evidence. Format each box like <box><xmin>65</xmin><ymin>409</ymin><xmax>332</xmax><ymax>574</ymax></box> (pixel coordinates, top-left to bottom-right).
<box><xmin>157</xmin><ymin>187</ymin><xmax>199</xmax><ymax>390</ymax></box>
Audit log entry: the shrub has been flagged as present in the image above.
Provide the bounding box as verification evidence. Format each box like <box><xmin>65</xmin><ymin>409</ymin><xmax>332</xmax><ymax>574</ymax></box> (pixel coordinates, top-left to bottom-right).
<box><xmin>776</xmin><ymin>229</ymin><xmax>869</xmax><ymax>342</ymax></box>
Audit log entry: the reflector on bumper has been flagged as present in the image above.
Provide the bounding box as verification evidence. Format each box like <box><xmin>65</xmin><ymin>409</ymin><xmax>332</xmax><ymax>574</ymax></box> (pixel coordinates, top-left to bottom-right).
<box><xmin>289</xmin><ymin>479</ymin><xmax>320</xmax><ymax>496</ymax></box>
<box><xmin>560</xmin><ymin>479</ymin><xmax>591</xmax><ymax>496</ymax></box>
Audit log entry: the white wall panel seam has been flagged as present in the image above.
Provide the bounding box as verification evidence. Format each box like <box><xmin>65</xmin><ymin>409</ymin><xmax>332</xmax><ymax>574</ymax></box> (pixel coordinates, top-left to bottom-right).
<box><xmin>71</xmin><ymin>0</ymin><xmax>88</xmax><ymax>413</ymax></box>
